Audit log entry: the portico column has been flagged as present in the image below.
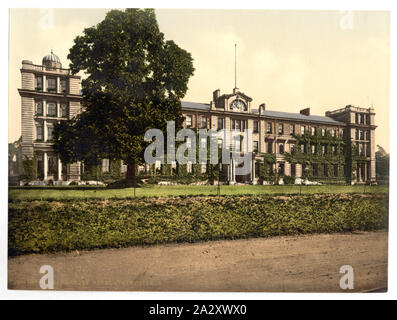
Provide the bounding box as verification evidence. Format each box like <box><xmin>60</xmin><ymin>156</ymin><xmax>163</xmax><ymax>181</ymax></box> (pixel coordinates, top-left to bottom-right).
<box><xmin>43</xmin><ymin>152</ymin><xmax>48</xmax><ymax>181</ymax></box>
<box><xmin>56</xmin><ymin>77</ymin><xmax>60</xmax><ymax>94</ymax></box>
<box><xmin>58</xmin><ymin>157</ymin><xmax>62</xmax><ymax>181</ymax></box>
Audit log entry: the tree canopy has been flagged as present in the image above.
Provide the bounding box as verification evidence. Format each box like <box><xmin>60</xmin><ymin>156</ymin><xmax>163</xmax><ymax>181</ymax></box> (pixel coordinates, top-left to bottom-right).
<box><xmin>54</xmin><ymin>9</ymin><xmax>194</xmax><ymax>180</ymax></box>
<box><xmin>375</xmin><ymin>145</ymin><xmax>389</xmax><ymax>183</ymax></box>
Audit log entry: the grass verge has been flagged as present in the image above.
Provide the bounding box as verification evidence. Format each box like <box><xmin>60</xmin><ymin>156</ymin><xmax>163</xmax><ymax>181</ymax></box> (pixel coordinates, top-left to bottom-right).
<box><xmin>8</xmin><ymin>184</ymin><xmax>389</xmax><ymax>200</ymax></box>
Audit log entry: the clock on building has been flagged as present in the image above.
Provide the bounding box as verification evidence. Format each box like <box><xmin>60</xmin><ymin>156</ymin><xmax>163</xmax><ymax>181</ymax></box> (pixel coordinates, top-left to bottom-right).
<box><xmin>230</xmin><ymin>99</ymin><xmax>247</xmax><ymax>111</ymax></box>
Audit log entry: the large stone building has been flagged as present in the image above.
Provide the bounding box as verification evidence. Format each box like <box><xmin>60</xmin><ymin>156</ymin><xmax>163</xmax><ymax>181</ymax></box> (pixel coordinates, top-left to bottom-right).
<box><xmin>181</xmin><ymin>87</ymin><xmax>376</xmax><ymax>184</ymax></box>
<box><xmin>18</xmin><ymin>52</ymin><xmax>82</xmax><ymax>183</ymax></box>
<box><xmin>18</xmin><ymin>52</ymin><xmax>376</xmax><ymax>184</ymax></box>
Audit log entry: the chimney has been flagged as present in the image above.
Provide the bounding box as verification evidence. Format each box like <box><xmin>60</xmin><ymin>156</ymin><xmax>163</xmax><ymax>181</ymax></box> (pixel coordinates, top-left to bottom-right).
<box><xmin>300</xmin><ymin>108</ymin><xmax>310</xmax><ymax>116</ymax></box>
<box><xmin>213</xmin><ymin>89</ymin><xmax>220</xmax><ymax>101</ymax></box>
<box><xmin>259</xmin><ymin>103</ymin><xmax>266</xmax><ymax>114</ymax></box>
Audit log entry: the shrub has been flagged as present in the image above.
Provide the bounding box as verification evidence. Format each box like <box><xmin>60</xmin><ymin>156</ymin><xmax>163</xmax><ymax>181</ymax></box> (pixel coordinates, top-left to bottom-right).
<box><xmin>8</xmin><ymin>194</ymin><xmax>388</xmax><ymax>256</ymax></box>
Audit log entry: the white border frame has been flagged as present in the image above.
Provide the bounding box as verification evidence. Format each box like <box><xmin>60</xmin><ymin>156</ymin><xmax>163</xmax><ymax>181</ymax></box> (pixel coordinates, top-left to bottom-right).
<box><xmin>1</xmin><ymin>0</ymin><xmax>396</xmax><ymax>300</ymax></box>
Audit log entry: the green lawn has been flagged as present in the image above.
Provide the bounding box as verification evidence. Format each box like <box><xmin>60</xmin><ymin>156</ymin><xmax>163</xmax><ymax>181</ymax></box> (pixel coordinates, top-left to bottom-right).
<box><xmin>9</xmin><ymin>184</ymin><xmax>389</xmax><ymax>201</ymax></box>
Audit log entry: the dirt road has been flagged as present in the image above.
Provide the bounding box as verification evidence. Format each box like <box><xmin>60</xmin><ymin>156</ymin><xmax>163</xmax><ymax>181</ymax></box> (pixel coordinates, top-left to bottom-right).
<box><xmin>8</xmin><ymin>231</ymin><xmax>388</xmax><ymax>292</ymax></box>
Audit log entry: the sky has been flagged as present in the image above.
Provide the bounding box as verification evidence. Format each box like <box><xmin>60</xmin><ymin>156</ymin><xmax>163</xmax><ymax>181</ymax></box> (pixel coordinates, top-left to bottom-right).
<box><xmin>8</xmin><ymin>9</ymin><xmax>390</xmax><ymax>151</ymax></box>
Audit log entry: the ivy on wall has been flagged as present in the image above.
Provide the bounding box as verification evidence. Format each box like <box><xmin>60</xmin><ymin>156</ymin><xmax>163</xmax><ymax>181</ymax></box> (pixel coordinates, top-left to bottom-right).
<box><xmin>21</xmin><ymin>155</ymin><xmax>37</xmax><ymax>182</ymax></box>
<box><xmin>283</xmin><ymin>130</ymin><xmax>364</xmax><ymax>183</ymax></box>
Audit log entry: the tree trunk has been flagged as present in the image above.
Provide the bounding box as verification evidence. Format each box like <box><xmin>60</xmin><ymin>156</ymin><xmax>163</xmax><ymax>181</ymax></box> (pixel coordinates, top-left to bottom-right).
<box><xmin>126</xmin><ymin>161</ymin><xmax>136</xmax><ymax>186</ymax></box>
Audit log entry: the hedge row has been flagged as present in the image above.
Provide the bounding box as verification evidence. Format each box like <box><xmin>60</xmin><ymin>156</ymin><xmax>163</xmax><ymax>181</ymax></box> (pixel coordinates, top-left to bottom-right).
<box><xmin>8</xmin><ymin>194</ymin><xmax>388</xmax><ymax>256</ymax></box>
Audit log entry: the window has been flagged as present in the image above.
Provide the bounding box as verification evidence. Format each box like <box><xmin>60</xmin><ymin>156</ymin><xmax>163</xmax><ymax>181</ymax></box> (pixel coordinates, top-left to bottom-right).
<box><xmin>267</xmin><ymin>141</ymin><xmax>273</xmax><ymax>153</ymax></box>
<box><xmin>324</xmin><ymin>164</ymin><xmax>328</xmax><ymax>177</ymax></box>
<box><xmin>253</xmin><ymin>141</ymin><xmax>258</xmax><ymax>153</ymax></box>
<box><xmin>360</xmin><ymin>114</ymin><xmax>365</xmax><ymax>124</ymax></box>
<box><xmin>201</xmin><ymin>117</ymin><xmax>207</xmax><ymax>128</ymax></box>
<box><xmin>313</xmin><ymin>164</ymin><xmax>318</xmax><ymax>176</ymax></box>
<box><xmin>321</xmin><ymin>128</ymin><xmax>326</xmax><ymax>136</ymax></box>
<box><xmin>47</xmin><ymin>78</ymin><xmax>56</xmax><ymax>92</ymax></box>
<box><xmin>242</xmin><ymin>120</ymin><xmax>248</xmax><ymax>131</ymax></box>
<box><xmin>47</xmin><ymin>126</ymin><xmax>54</xmax><ymax>141</ymax></box>
<box><xmin>291</xmin><ymin>163</ymin><xmax>296</xmax><ymax>176</ymax></box>
<box><xmin>61</xmin><ymin>104</ymin><xmax>68</xmax><ymax>118</ymax></box>
<box><xmin>334</xmin><ymin>165</ymin><xmax>338</xmax><ymax>177</ymax></box>
<box><xmin>311</xmin><ymin>145</ymin><xmax>316</xmax><ymax>154</ymax></box>
<box><xmin>279</xmin><ymin>143</ymin><xmax>284</xmax><ymax>154</ymax></box>
<box><xmin>355</xmin><ymin>129</ymin><xmax>359</xmax><ymax>140</ymax></box>
<box><xmin>322</xmin><ymin>145</ymin><xmax>326</xmax><ymax>154</ymax></box>
<box><xmin>278</xmin><ymin>163</ymin><xmax>285</xmax><ymax>175</ymax></box>
<box><xmin>290</xmin><ymin>144</ymin><xmax>296</xmax><ymax>154</ymax></box>
<box><xmin>366</xmin><ymin>115</ymin><xmax>370</xmax><ymax>125</ymax></box>
<box><xmin>300</xmin><ymin>144</ymin><xmax>305</xmax><ymax>153</ymax></box>
<box><xmin>253</xmin><ymin>120</ymin><xmax>259</xmax><ymax>133</ymax></box>
<box><xmin>47</xmin><ymin>103</ymin><xmax>57</xmax><ymax>117</ymax></box>
<box><xmin>355</xmin><ymin>113</ymin><xmax>359</xmax><ymax>124</ymax></box>
<box><xmin>278</xmin><ymin>123</ymin><xmax>284</xmax><ymax>135</ymax></box>
<box><xmin>311</xmin><ymin>127</ymin><xmax>316</xmax><ymax>135</ymax></box>
<box><xmin>186</xmin><ymin>115</ymin><xmax>192</xmax><ymax>127</ymax></box>
<box><xmin>60</xmin><ymin>79</ymin><xmax>67</xmax><ymax>93</ymax></box>
<box><xmin>217</xmin><ymin>117</ymin><xmax>224</xmax><ymax>130</ymax></box>
<box><xmin>236</xmin><ymin>120</ymin><xmax>242</xmax><ymax>131</ymax></box>
<box><xmin>232</xmin><ymin>119</ymin><xmax>241</xmax><ymax>131</ymax></box>
<box><xmin>35</xmin><ymin>76</ymin><xmax>43</xmax><ymax>91</ymax></box>
<box><xmin>266</xmin><ymin>122</ymin><xmax>272</xmax><ymax>134</ymax></box>
<box><xmin>300</xmin><ymin>125</ymin><xmax>305</xmax><ymax>135</ymax></box>
<box><xmin>36</xmin><ymin>125</ymin><xmax>43</xmax><ymax>141</ymax></box>
<box><xmin>360</xmin><ymin>130</ymin><xmax>364</xmax><ymax>140</ymax></box>
<box><xmin>36</xmin><ymin>101</ymin><xmax>43</xmax><ymax>115</ymax></box>
<box><xmin>342</xmin><ymin>129</ymin><xmax>346</xmax><ymax>138</ymax></box>
<box><xmin>234</xmin><ymin>136</ymin><xmax>242</xmax><ymax>152</ymax></box>
<box><xmin>102</xmin><ymin>159</ymin><xmax>110</xmax><ymax>172</ymax></box>
<box><xmin>365</xmin><ymin>131</ymin><xmax>370</xmax><ymax>141</ymax></box>
<box><xmin>290</xmin><ymin>124</ymin><xmax>295</xmax><ymax>135</ymax></box>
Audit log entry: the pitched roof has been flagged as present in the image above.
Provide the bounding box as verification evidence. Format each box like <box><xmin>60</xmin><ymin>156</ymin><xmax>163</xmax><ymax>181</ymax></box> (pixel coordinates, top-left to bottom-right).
<box><xmin>181</xmin><ymin>101</ymin><xmax>344</xmax><ymax>125</ymax></box>
<box><xmin>181</xmin><ymin>101</ymin><xmax>210</xmax><ymax>111</ymax></box>
<box><xmin>260</xmin><ymin>110</ymin><xmax>344</xmax><ymax>125</ymax></box>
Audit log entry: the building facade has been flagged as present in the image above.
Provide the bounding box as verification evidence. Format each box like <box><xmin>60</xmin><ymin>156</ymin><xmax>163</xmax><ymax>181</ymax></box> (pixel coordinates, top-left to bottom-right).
<box><xmin>181</xmin><ymin>87</ymin><xmax>376</xmax><ymax>184</ymax></box>
<box><xmin>18</xmin><ymin>52</ymin><xmax>82</xmax><ymax>183</ymax></box>
<box><xmin>18</xmin><ymin>53</ymin><xmax>376</xmax><ymax>184</ymax></box>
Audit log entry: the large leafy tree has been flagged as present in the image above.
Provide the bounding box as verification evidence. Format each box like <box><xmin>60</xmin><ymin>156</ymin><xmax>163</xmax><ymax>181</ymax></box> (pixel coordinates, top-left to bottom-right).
<box><xmin>375</xmin><ymin>145</ymin><xmax>389</xmax><ymax>182</ymax></box>
<box><xmin>54</xmin><ymin>9</ymin><xmax>194</xmax><ymax>183</ymax></box>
